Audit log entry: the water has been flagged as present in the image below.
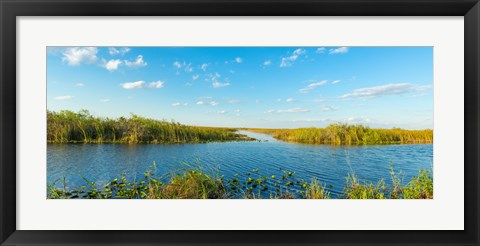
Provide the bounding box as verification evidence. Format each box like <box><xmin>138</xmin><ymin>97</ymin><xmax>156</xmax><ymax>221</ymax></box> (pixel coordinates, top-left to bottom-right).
<box><xmin>47</xmin><ymin>131</ymin><xmax>433</xmax><ymax>198</ymax></box>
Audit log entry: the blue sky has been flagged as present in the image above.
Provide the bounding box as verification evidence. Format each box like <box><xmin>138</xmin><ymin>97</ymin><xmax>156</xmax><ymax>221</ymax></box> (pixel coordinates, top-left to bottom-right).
<box><xmin>47</xmin><ymin>47</ymin><xmax>433</xmax><ymax>129</ymax></box>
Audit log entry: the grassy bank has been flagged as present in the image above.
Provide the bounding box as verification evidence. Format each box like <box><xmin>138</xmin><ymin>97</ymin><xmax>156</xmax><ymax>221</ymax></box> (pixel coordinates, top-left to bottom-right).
<box><xmin>48</xmin><ymin>164</ymin><xmax>433</xmax><ymax>199</ymax></box>
<box><xmin>247</xmin><ymin>124</ymin><xmax>433</xmax><ymax>145</ymax></box>
<box><xmin>48</xmin><ymin>110</ymin><xmax>253</xmax><ymax>144</ymax></box>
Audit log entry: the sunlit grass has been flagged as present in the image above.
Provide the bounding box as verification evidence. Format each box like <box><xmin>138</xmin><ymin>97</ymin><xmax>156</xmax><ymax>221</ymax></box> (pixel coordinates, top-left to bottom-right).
<box><xmin>47</xmin><ymin>110</ymin><xmax>254</xmax><ymax>144</ymax></box>
<box><xmin>247</xmin><ymin>123</ymin><xmax>433</xmax><ymax>145</ymax></box>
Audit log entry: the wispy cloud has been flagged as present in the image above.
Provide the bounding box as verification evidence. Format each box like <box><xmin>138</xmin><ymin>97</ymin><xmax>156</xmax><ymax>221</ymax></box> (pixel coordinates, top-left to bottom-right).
<box><xmin>299</xmin><ymin>80</ymin><xmax>327</xmax><ymax>93</ymax></box>
<box><xmin>210</xmin><ymin>101</ymin><xmax>219</xmax><ymax>106</ymax></box>
<box><xmin>286</xmin><ymin>98</ymin><xmax>296</xmax><ymax>103</ymax></box>
<box><xmin>62</xmin><ymin>47</ymin><xmax>98</xmax><ymax>66</ymax></box>
<box><xmin>340</xmin><ymin>83</ymin><xmax>431</xmax><ymax>99</ymax></box>
<box><xmin>108</xmin><ymin>47</ymin><xmax>130</xmax><ymax>55</ymax></box>
<box><xmin>75</xmin><ymin>83</ymin><xmax>84</xmax><ymax>87</ymax></box>
<box><xmin>201</xmin><ymin>63</ymin><xmax>208</xmax><ymax>71</ymax></box>
<box><xmin>263</xmin><ymin>60</ymin><xmax>271</xmax><ymax>66</ymax></box>
<box><xmin>196</xmin><ymin>101</ymin><xmax>205</xmax><ymax>105</ymax></box>
<box><xmin>217</xmin><ymin>110</ymin><xmax>227</xmax><ymax>114</ymax></box>
<box><xmin>319</xmin><ymin>106</ymin><xmax>337</xmax><ymax>111</ymax></box>
<box><xmin>347</xmin><ymin>117</ymin><xmax>371</xmax><ymax>123</ymax></box>
<box><xmin>228</xmin><ymin>99</ymin><xmax>240</xmax><ymax>104</ymax></box>
<box><xmin>124</xmin><ymin>55</ymin><xmax>147</xmax><ymax>68</ymax></box>
<box><xmin>329</xmin><ymin>47</ymin><xmax>349</xmax><ymax>54</ymax></box>
<box><xmin>280</xmin><ymin>48</ymin><xmax>306</xmax><ymax>67</ymax></box>
<box><xmin>121</xmin><ymin>80</ymin><xmax>164</xmax><ymax>89</ymax></box>
<box><xmin>121</xmin><ymin>81</ymin><xmax>145</xmax><ymax>89</ymax></box>
<box><xmin>172</xmin><ymin>102</ymin><xmax>188</xmax><ymax>107</ymax></box>
<box><xmin>54</xmin><ymin>95</ymin><xmax>74</xmax><ymax>100</ymax></box>
<box><xmin>184</xmin><ymin>63</ymin><xmax>193</xmax><ymax>73</ymax></box>
<box><xmin>148</xmin><ymin>81</ymin><xmax>164</xmax><ymax>88</ymax></box>
<box><xmin>212</xmin><ymin>81</ymin><xmax>230</xmax><ymax>88</ymax></box>
<box><xmin>316</xmin><ymin>47</ymin><xmax>325</xmax><ymax>54</ymax></box>
<box><xmin>235</xmin><ymin>57</ymin><xmax>243</xmax><ymax>63</ymax></box>
<box><xmin>267</xmin><ymin>107</ymin><xmax>310</xmax><ymax>113</ymax></box>
<box><xmin>192</xmin><ymin>74</ymin><xmax>199</xmax><ymax>80</ymax></box>
<box><xmin>103</xmin><ymin>59</ymin><xmax>122</xmax><ymax>71</ymax></box>
<box><xmin>332</xmin><ymin>80</ymin><xmax>341</xmax><ymax>84</ymax></box>
<box><xmin>173</xmin><ymin>61</ymin><xmax>182</xmax><ymax>69</ymax></box>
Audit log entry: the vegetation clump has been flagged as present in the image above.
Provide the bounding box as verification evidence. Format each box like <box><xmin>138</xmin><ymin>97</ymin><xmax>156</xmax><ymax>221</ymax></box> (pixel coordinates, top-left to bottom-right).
<box><xmin>48</xmin><ymin>164</ymin><xmax>432</xmax><ymax>199</ymax></box>
<box><xmin>47</xmin><ymin>110</ymin><xmax>253</xmax><ymax>144</ymax></box>
<box><xmin>247</xmin><ymin>124</ymin><xmax>433</xmax><ymax>145</ymax></box>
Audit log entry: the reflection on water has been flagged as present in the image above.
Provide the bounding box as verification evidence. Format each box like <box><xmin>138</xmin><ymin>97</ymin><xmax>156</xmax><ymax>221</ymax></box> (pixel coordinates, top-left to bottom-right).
<box><xmin>48</xmin><ymin>131</ymin><xmax>433</xmax><ymax>198</ymax></box>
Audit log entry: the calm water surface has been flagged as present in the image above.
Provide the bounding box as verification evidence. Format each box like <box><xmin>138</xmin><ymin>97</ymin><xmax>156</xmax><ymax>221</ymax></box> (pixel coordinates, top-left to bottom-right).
<box><xmin>47</xmin><ymin>131</ymin><xmax>433</xmax><ymax>198</ymax></box>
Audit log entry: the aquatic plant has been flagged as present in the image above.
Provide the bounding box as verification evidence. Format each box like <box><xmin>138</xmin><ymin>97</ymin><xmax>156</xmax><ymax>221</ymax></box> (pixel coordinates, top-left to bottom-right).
<box><xmin>47</xmin><ymin>164</ymin><xmax>433</xmax><ymax>199</ymax></box>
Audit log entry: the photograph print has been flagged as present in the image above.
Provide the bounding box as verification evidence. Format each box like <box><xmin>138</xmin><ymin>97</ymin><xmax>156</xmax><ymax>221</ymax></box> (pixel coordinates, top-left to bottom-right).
<box><xmin>47</xmin><ymin>46</ymin><xmax>433</xmax><ymax>199</ymax></box>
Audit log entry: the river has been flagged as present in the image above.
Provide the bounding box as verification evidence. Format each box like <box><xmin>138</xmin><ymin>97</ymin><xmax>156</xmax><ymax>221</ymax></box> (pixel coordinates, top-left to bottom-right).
<box><xmin>47</xmin><ymin>131</ymin><xmax>433</xmax><ymax>198</ymax></box>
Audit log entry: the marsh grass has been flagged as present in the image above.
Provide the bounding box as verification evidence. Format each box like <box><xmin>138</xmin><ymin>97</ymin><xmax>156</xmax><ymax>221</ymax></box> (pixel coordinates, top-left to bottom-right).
<box><xmin>47</xmin><ymin>110</ymin><xmax>253</xmax><ymax>144</ymax></box>
<box><xmin>48</xmin><ymin>163</ymin><xmax>433</xmax><ymax>199</ymax></box>
<box><xmin>247</xmin><ymin>124</ymin><xmax>433</xmax><ymax>145</ymax></box>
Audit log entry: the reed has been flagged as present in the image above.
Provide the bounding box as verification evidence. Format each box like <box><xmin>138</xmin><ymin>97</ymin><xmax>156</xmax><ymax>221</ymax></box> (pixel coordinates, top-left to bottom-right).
<box><xmin>47</xmin><ymin>110</ymin><xmax>252</xmax><ymax>144</ymax></box>
<box><xmin>247</xmin><ymin>123</ymin><xmax>433</xmax><ymax>145</ymax></box>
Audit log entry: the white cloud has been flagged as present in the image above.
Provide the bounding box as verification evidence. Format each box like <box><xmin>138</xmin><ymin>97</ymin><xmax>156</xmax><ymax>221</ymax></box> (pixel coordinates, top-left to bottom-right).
<box><xmin>280</xmin><ymin>48</ymin><xmax>306</xmax><ymax>67</ymax></box>
<box><xmin>120</xmin><ymin>80</ymin><xmax>164</xmax><ymax>90</ymax></box>
<box><xmin>319</xmin><ymin>106</ymin><xmax>337</xmax><ymax>111</ymax></box>
<box><xmin>316</xmin><ymin>47</ymin><xmax>326</xmax><ymax>54</ymax></box>
<box><xmin>147</xmin><ymin>81</ymin><xmax>164</xmax><ymax>89</ymax></box>
<box><xmin>184</xmin><ymin>63</ymin><xmax>193</xmax><ymax>73</ymax></box>
<box><xmin>212</xmin><ymin>81</ymin><xmax>230</xmax><ymax>88</ymax></box>
<box><xmin>192</xmin><ymin>74</ymin><xmax>199</xmax><ymax>80</ymax></box>
<box><xmin>173</xmin><ymin>61</ymin><xmax>182</xmax><ymax>69</ymax></box>
<box><xmin>121</xmin><ymin>81</ymin><xmax>145</xmax><ymax>89</ymax></box>
<box><xmin>235</xmin><ymin>57</ymin><xmax>243</xmax><ymax>63</ymax></box>
<box><xmin>332</xmin><ymin>80</ymin><xmax>341</xmax><ymax>84</ymax></box>
<box><xmin>278</xmin><ymin>107</ymin><xmax>310</xmax><ymax>113</ymax></box>
<box><xmin>217</xmin><ymin>110</ymin><xmax>227</xmax><ymax>114</ymax></box>
<box><xmin>329</xmin><ymin>47</ymin><xmax>349</xmax><ymax>54</ymax></box>
<box><xmin>124</xmin><ymin>55</ymin><xmax>147</xmax><ymax>68</ymax></box>
<box><xmin>62</xmin><ymin>47</ymin><xmax>98</xmax><ymax>66</ymax></box>
<box><xmin>267</xmin><ymin>107</ymin><xmax>310</xmax><ymax>113</ymax></box>
<box><xmin>347</xmin><ymin>117</ymin><xmax>371</xmax><ymax>123</ymax></box>
<box><xmin>234</xmin><ymin>109</ymin><xmax>241</xmax><ymax>113</ymax></box>
<box><xmin>340</xmin><ymin>83</ymin><xmax>431</xmax><ymax>99</ymax></box>
<box><xmin>54</xmin><ymin>95</ymin><xmax>74</xmax><ymax>100</ymax></box>
<box><xmin>104</xmin><ymin>59</ymin><xmax>122</xmax><ymax>71</ymax></box>
<box><xmin>286</xmin><ymin>98</ymin><xmax>296</xmax><ymax>103</ymax></box>
<box><xmin>108</xmin><ymin>47</ymin><xmax>130</xmax><ymax>55</ymax></box>
<box><xmin>100</xmin><ymin>99</ymin><xmax>110</xmax><ymax>102</ymax></box>
<box><xmin>263</xmin><ymin>60</ymin><xmax>271</xmax><ymax>66</ymax></box>
<box><xmin>185</xmin><ymin>82</ymin><xmax>193</xmax><ymax>86</ymax></box>
<box><xmin>196</xmin><ymin>101</ymin><xmax>205</xmax><ymax>105</ymax></box>
<box><xmin>228</xmin><ymin>99</ymin><xmax>240</xmax><ymax>104</ymax></box>
<box><xmin>210</xmin><ymin>101</ymin><xmax>219</xmax><ymax>106</ymax></box>
<box><xmin>201</xmin><ymin>63</ymin><xmax>208</xmax><ymax>71</ymax></box>
<box><xmin>172</xmin><ymin>102</ymin><xmax>188</xmax><ymax>107</ymax></box>
<box><xmin>299</xmin><ymin>80</ymin><xmax>327</xmax><ymax>93</ymax></box>
<box><xmin>75</xmin><ymin>83</ymin><xmax>84</xmax><ymax>87</ymax></box>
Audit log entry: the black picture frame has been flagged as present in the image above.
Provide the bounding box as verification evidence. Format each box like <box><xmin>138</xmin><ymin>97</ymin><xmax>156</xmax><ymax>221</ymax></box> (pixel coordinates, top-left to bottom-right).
<box><xmin>1</xmin><ymin>0</ymin><xmax>479</xmax><ymax>245</ymax></box>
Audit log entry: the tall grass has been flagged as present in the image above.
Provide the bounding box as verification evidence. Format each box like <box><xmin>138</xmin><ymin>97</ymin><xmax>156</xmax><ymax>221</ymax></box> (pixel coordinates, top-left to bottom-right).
<box><xmin>248</xmin><ymin>123</ymin><xmax>433</xmax><ymax>145</ymax></box>
<box><xmin>48</xmin><ymin>164</ymin><xmax>432</xmax><ymax>199</ymax></box>
<box><xmin>47</xmin><ymin>110</ymin><xmax>252</xmax><ymax>144</ymax></box>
